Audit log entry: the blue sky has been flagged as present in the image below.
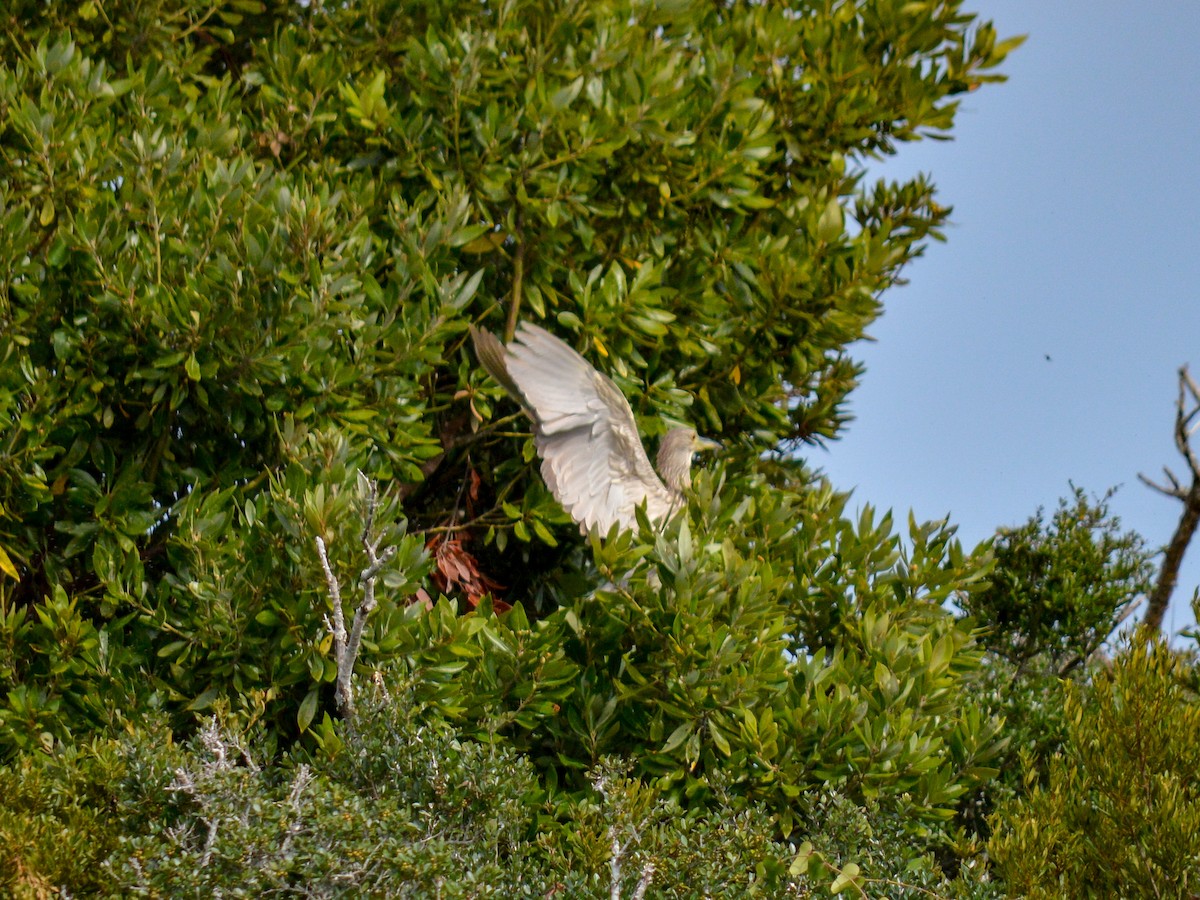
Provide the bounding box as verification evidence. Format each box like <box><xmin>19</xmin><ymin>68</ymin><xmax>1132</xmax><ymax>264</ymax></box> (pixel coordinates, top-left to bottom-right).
<box><xmin>821</xmin><ymin>1</ymin><xmax>1200</xmax><ymax>635</ymax></box>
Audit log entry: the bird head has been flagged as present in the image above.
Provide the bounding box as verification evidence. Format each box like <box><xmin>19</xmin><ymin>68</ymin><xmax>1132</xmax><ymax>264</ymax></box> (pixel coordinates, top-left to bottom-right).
<box><xmin>657</xmin><ymin>427</ymin><xmax>720</xmax><ymax>493</ymax></box>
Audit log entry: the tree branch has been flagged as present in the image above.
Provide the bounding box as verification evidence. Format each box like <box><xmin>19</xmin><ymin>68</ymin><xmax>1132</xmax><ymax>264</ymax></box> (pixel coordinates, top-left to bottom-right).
<box><xmin>1140</xmin><ymin>364</ymin><xmax>1200</xmax><ymax>634</ymax></box>
<box><xmin>314</xmin><ymin>475</ymin><xmax>396</xmax><ymax>718</ymax></box>
<box><xmin>504</xmin><ymin>207</ymin><xmax>526</xmax><ymax>342</ymax></box>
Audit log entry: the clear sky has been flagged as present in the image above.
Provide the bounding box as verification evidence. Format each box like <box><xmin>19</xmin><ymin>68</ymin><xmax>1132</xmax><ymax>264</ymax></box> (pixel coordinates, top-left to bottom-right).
<box><xmin>821</xmin><ymin>1</ymin><xmax>1200</xmax><ymax>636</ymax></box>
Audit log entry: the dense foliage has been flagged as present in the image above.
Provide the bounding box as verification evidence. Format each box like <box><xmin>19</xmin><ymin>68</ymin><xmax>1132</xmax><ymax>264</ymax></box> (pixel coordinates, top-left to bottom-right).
<box><xmin>954</xmin><ymin>488</ymin><xmax>1155</xmax><ymax>831</ymax></box>
<box><xmin>6</xmin><ymin>1</ymin><xmax>1190</xmax><ymax>897</ymax></box>
<box><xmin>989</xmin><ymin>638</ymin><xmax>1200</xmax><ymax>898</ymax></box>
<box><xmin>962</xmin><ymin>486</ymin><xmax>1154</xmax><ymax>673</ymax></box>
<box><xmin>0</xmin><ymin>0</ymin><xmax>1014</xmax><ymax>744</ymax></box>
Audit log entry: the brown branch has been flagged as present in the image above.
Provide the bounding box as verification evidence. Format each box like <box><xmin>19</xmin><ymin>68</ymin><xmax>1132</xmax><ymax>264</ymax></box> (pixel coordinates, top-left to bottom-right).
<box><xmin>504</xmin><ymin>208</ymin><xmax>526</xmax><ymax>342</ymax></box>
<box><xmin>1137</xmin><ymin>468</ymin><xmax>1185</xmax><ymax>500</ymax></box>
<box><xmin>1139</xmin><ymin>364</ymin><xmax>1200</xmax><ymax>635</ymax></box>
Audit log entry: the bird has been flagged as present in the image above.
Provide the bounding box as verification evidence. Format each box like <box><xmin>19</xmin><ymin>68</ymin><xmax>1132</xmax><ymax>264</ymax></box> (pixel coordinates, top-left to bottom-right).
<box><xmin>471</xmin><ymin>322</ymin><xmax>719</xmax><ymax>535</ymax></box>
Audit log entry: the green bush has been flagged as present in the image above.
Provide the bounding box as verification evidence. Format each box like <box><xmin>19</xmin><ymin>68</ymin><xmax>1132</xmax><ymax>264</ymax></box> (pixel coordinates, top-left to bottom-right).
<box><xmin>2</xmin><ymin>696</ymin><xmax>803</xmax><ymax>898</ymax></box>
<box><xmin>0</xmin><ymin>738</ymin><xmax>126</xmax><ymax>898</ymax></box>
<box><xmin>951</xmin><ymin>486</ymin><xmax>1154</xmax><ymax>838</ymax></box>
<box><xmin>988</xmin><ymin>640</ymin><xmax>1200</xmax><ymax>898</ymax></box>
<box><xmin>2</xmin><ymin>685</ymin><xmax>1004</xmax><ymax>899</ymax></box>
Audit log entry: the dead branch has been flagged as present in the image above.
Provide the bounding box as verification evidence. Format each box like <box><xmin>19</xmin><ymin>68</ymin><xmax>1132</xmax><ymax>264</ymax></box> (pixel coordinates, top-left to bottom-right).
<box><xmin>315</xmin><ymin>474</ymin><xmax>397</xmax><ymax>718</ymax></box>
<box><xmin>1139</xmin><ymin>365</ymin><xmax>1200</xmax><ymax>634</ymax></box>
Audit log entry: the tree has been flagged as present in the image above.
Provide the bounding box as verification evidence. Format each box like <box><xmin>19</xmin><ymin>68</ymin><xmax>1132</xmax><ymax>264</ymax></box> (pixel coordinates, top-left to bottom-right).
<box><xmin>960</xmin><ymin>485</ymin><xmax>1153</xmax><ymax>675</ymax></box>
<box><xmin>953</xmin><ymin>486</ymin><xmax>1154</xmax><ymax>841</ymax></box>
<box><xmin>1139</xmin><ymin>365</ymin><xmax>1200</xmax><ymax>634</ymax></box>
<box><xmin>0</xmin><ymin>0</ymin><xmax>1016</xmax><ymax>746</ymax></box>
<box><xmin>0</xmin><ymin>1</ymin><xmax>1022</xmax><ymax>894</ymax></box>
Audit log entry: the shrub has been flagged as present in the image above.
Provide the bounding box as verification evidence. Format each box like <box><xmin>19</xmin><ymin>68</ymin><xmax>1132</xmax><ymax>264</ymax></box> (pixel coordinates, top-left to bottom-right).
<box><xmin>988</xmin><ymin>640</ymin><xmax>1200</xmax><ymax>897</ymax></box>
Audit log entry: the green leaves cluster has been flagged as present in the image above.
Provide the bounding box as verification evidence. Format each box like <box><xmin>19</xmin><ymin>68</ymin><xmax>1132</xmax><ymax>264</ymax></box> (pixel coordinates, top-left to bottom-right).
<box><xmin>989</xmin><ymin>640</ymin><xmax>1200</xmax><ymax>898</ymax></box>
<box><xmin>525</xmin><ymin>475</ymin><xmax>1004</xmax><ymax>834</ymax></box>
<box><xmin>962</xmin><ymin>485</ymin><xmax>1153</xmax><ymax>669</ymax></box>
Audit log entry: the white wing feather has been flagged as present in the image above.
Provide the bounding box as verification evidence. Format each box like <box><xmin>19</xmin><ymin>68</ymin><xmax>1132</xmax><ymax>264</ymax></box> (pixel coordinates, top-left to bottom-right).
<box><xmin>485</xmin><ymin>323</ymin><xmax>676</xmax><ymax>533</ymax></box>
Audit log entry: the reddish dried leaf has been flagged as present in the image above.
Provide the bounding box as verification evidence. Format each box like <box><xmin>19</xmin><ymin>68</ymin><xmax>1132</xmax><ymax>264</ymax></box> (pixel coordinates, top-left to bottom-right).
<box><xmin>426</xmin><ymin>531</ymin><xmax>507</xmax><ymax>610</ymax></box>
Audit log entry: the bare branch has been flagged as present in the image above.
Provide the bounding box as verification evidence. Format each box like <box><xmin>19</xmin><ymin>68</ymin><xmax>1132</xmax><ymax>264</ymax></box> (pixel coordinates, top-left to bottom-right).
<box><xmin>1141</xmin><ymin>364</ymin><xmax>1200</xmax><ymax>634</ymax></box>
<box><xmin>315</xmin><ymin>476</ymin><xmax>397</xmax><ymax>718</ymax></box>
<box><xmin>315</xmin><ymin>536</ymin><xmax>348</xmax><ymax>681</ymax></box>
<box><xmin>1182</xmin><ymin>365</ymin><xmax>1200</xmax><ymax>405</ymax></box>
<box><xmin>1175</xmin><ymin>366</ymin><xmax>1200</xmax><ymax>477</ymax></box>
<box><xmin>1137</xmin><ymin>469</ymin><xmax>1186</xmax><ymax>500</ymax></box>
<box><xmin>609</xmin><ymin>826</ymin><xmax>623</xmax><ymax>900</ymax></box>
<box><xmin>631</xmin><ymin>862</ymin><xmax>656</xmax><ymax>900</ymax></box>
<box><xmin>279</xmin><ymin>764</ymin><xmax>311</xmax><ymax>859</ymax></box>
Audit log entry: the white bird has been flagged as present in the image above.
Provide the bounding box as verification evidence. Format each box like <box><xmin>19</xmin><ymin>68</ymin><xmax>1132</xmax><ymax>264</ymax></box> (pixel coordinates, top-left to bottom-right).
<box><xmin>471</xmin><ymin>322</ymin><xmax>719</xmax><ymax>535</ymax></box>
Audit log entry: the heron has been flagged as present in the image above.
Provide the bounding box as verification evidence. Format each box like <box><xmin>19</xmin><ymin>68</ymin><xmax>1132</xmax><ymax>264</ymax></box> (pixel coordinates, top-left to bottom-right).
<box><xmin>471</xmin><ymin>322</ymin><xmax>719</xmax><ymax>535</ymax></box>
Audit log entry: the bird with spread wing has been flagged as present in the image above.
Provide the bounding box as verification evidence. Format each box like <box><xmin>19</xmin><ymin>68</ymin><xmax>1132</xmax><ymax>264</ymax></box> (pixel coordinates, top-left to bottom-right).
<box><xmin>471</xmin><ymin>322</ymin><xmax>718</xmax><ymax>535</ymax></box>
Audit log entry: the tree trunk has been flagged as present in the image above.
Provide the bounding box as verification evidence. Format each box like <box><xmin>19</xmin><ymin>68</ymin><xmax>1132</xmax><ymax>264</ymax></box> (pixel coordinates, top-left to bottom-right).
<box><xmin>1142</xmin><ymin>484</ymin><xmax>1200</xmax><ymax>633</ymax></box>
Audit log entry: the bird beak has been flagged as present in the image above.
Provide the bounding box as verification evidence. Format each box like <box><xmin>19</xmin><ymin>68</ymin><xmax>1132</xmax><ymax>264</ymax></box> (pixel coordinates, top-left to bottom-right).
<box><xmin>693</xmin><ymin>436</ymin><xmax>721</xmax><ymax>452</ymax></box>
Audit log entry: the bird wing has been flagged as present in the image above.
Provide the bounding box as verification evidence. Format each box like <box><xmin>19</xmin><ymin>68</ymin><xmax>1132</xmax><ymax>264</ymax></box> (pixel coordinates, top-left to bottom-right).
<box><xmin>475</xmin><ymin>322</ymin><xmax>675</xmax><ymax>533</ymax></box>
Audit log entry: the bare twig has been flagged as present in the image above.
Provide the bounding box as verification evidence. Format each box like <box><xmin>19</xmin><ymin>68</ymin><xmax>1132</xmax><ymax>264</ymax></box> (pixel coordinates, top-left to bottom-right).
<box><xmin>609</xmin><ymin>827</ymin><xmax>623</xmax><ymax>900</ymax></box>
<box><xmin>279</xmin><ymin>764</ymin><xmax>312</xmax><ymax>859</ymax></box>
<box><xmin>315</xmin><ymin>475</ymin><xmax>397</xmax><ymax>718</ymax></box>
<box><xmin>594</xmin><ymin>773</ymin><xmax>656</xmax><ymax>900</ymax></box>
<box><xmin>1139</xmin><ymin>364</ymin><xmax>1200</xmax><ymax>634</ymax></box>
<box><xmin>631</xmin><ymin>862</ymin><xmax>656</xmax><ymax>900</ymax></box>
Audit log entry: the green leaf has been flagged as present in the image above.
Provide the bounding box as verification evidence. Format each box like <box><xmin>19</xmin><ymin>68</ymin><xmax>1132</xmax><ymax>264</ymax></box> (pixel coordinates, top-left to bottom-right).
<box><xmin>663</xmin><ymin>723</ymin><xmax>692</xmax><ymax>753</ymax></box>
<box><xmin>450</xmin><ymin>223</ymin><xmax>491</xmax><ymax>247</ymax></box>
<box><xmin>532</xmin><ymin>518</ymin><xmax>558</xmax><ymax>546</ymax></box>
<box><xmin>789</xmin><ymin>841</ymin><xmax>815</xmax><ymax>876</ymax></box>
<box><xmin>187</xmin><ymin>687</ymin><xmax>220</xmax><ymax>711</ymax></box>
<box><xmin>297</xmin><ymin>688</ymin><xmax>320</xmax><ymax>732</ymax></box>
<box><xmin>461</xmin><ymin>230</ymin><xmax>508</xmax><ymax>254</ymax></box>
<box><xmin>830</xmin><ymin>863</ymin><xmax>860</xmax><ymax>894</ymax></box>
<box><xmin>550</xmin><ymin>76</ymin><xmax>584</xmax><ymax>111</ymax></box>
<box><xmin>817</xmin><ymin>197</ymin><xmax>844</xmax><ymax>241</ymax></box>
<box><xmin>0</xmin><ymin>544</ymin><xmax>18</xmax><ymax>580</ymax></box>
<box><xmin>710</xmin><ymin>724</ymin><xmax>731</xmax><ymax>756</ymax></box>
